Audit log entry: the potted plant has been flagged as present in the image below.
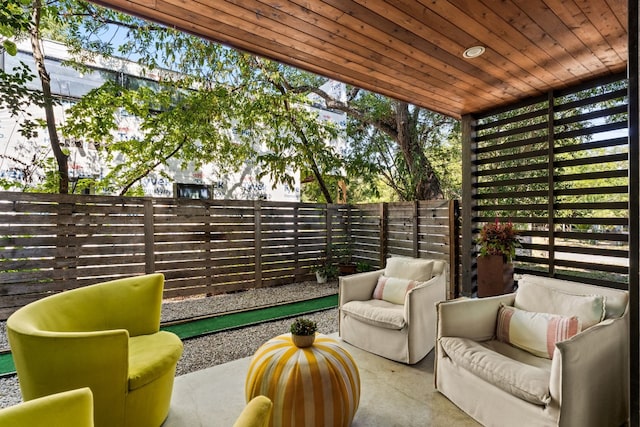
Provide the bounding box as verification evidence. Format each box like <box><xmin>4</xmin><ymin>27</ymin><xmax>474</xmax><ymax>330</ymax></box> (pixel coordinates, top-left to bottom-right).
<box><xmin>475</xmin><ymin>219</ymin><xmax>521</xmax><ymax>297</ymax></box>
<box><xmin>311</xmin><ymin>257</ymin><xmax>338</xmax><ymax>283</ymax></box>
<box><xmin>290</xmin><ymin>317</ymin><xmax>318</xmax><ymax>348</ymax></box>
<box><xmin>356</xmin><ymin>261</ymin><xmax>373</xmax><ymax>273</ymax></box>
<box><xmin>332</xmin><ymin>242</ymin><xmax>357</xmax><ymax>275</ymax></box>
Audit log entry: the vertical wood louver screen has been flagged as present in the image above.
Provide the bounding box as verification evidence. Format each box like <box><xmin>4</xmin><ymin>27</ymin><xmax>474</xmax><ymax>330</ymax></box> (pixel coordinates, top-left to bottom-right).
<box><xmin>471</xmin><ymin>73</ymin><xmax>629</xmax><ymax>290</ymax></box>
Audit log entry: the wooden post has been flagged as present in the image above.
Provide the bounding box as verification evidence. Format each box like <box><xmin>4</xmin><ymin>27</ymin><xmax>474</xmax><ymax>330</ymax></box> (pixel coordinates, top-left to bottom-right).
<box><xmin>326</xmin><ymin>205</ymin><xmax>333</xmax><ymax>259</ymax></box>
<box><xmin>412</xmin><ymin>201</ymin><xmax>419</xmax><ymax>258</ymax></box>
<box><xmin>205</xmin><ymin>203</ymin><xmax>213</xmax><ymax>288</ymax></box>
<box><xmin>547</xmin><ymin>91</ymin><xmax>556</xmax><ymax>277</ymax></box>
<box><xmin>379</xmin><ymin>202</ymin><xmax>388</xmax><ymax>268</ymax></box>
<box><xmin>143</xmin><ymin>198</ymin><xmax>155</xmax><ymax>274</ymax></box>
<box><xmin>346</xmin><ymin>203</ymin><xmax>353</xmax><ymax>263</ymax></box>
<box><xmin>461</xmin><ymin>114</ymin><xmax>476</xmax><ymax>296</ymax></box>
<box><xmin>449</xmin><ymin>199</ymin><xmax>460</xmax><ymax>299</ymax></box>
<box><xmin>293</xmin><ymin>206</ymin><xmax>302</xmax><ymax>281</ymax></box>
<box><xmin>254</xmin><ymin>200</ymin><xmax>262</xmax><ymax>288</ymax></box>
<box><xmin>627</xmin><ymin>1</ymin><xmax>640</xmax><ymax>423</ymax></box>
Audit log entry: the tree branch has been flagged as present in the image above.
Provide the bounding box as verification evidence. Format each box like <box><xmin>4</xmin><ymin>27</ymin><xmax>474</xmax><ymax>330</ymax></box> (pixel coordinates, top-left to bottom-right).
<box><xmin>255</xmin><ymin>59</ymin><xmax>335</xmax><ymax>203</ymax></box>
<box><xmin>301</xmin><ymin>86</ymin><xmax>399</xmax><ymax>139</ymax></box>
<box><xmin>118</xmin><ymin>137</ymin><xmax>186</xmax><ymax>196</ymax></box>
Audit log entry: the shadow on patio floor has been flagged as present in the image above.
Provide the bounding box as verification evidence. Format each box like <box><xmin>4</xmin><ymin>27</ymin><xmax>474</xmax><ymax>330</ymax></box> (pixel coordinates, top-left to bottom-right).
<box><xmin>163</xmin><ymin>333</ymin><xmax>479</xmax><ymax>427</ymax></box>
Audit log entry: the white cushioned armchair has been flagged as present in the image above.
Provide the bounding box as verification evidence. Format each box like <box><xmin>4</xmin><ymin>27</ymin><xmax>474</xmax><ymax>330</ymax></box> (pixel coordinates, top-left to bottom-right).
<box><xmin>435</xmin><ymin>274</ymin><xmax>629</xmax><ymax>427</ymax></box>
<box><xmin>339</xmin><ymin>257</ymin><xmax>448</xmax><ymax>364</ymax></box>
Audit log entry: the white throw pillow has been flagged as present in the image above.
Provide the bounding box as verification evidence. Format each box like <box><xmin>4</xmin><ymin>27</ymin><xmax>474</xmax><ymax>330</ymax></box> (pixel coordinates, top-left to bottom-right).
<box><xmin>496</xmin><ymin>305</ymin><xmax>581</xmax><ymax>359</ymax></box>
<box><xmin>372</xmin><ymin>275</ymin><xmax>421</xmax><ymax>305</ymax></box>
<box><xmin>515</xmin><ymin>280</ymin><xmax>605</xmax><ymax>329</ymax></box>
<box><xmin>384</xmin><ymin>257</ymin><xmax>434</xmax><ymax>281</ymax></box>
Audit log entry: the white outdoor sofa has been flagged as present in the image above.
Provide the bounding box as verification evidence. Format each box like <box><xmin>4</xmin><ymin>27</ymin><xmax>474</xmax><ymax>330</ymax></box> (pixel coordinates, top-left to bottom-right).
<box><xmin>435</xmin><ymin>274</ymin><xmax>629</xmax><ymax>427</ymax></box>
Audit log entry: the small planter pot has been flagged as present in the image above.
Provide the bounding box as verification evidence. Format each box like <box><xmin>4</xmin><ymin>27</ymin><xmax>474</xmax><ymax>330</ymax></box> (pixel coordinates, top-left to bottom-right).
<box><xmin>315</xmin><ymin>271</ymin><xmax>328</xmax><ymax>284</ymax></box>
<box><xmin>292</xmin><ymin>334</ymin><xmax>315</xmax><ymax>348</ymax></box>
<box><xmin>338</xmin><ymin>263</ymin><xmax>357</xmax><ymax>275</ymax></box>
<box><xmin>476</xmin><ymin>255</ymin><xmax>514</xmax><ymax>297</ymax></box>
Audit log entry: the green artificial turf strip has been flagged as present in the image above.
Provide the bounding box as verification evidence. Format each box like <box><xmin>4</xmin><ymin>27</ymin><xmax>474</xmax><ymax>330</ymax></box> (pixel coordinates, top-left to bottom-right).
<box><xmin>0</xmin><ymin>294</ymin><xmax>338</xmax><ymax>376</ymax></box>
<box><xmin>161</xmin><ymin>294</ymin><xmax>338</xmax><ymax>339</ymax></box>
<box><xmin>0</xmin><ymin>352</ymin><xmax>15</xmax><ymax>376</ymax></box>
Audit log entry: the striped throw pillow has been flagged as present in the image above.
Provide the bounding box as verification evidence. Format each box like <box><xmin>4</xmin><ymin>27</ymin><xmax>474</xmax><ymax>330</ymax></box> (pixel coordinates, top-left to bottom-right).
<box><xmin>372</xmin><ymin>275</ymin><xmax>421</xmax><ymax>305</ymax></box>
<box><xmin>496</xmin><ymin>305</ymin><xmax>581</xmax><ymax>359</ymax></box>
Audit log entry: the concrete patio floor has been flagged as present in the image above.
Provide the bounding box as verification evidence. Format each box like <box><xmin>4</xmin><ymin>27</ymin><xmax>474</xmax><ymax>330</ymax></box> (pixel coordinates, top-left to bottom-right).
<box><xmin>162</xmin><ymin>333</ymin><xmax>480</xmax><ymax>427</ymax></box>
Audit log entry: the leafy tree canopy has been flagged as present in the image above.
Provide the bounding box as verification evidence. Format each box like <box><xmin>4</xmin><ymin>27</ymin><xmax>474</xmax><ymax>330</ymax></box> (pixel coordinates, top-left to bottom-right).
<box><xmin>4</xmin><ymin>0</ymin><xmax>463</xmax><ymax>201</ymax></box>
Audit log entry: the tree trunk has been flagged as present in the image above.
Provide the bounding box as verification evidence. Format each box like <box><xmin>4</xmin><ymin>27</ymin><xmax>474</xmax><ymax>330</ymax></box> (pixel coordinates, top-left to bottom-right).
<box><xmin>395</xmin><ymin>101</ymin><xmax>442</xmax><ymax>200</ymax></box>
<box><xmin>30</xmin><ymin>0</ymin><xmax>68</xmax><ymax>193</ymax></box>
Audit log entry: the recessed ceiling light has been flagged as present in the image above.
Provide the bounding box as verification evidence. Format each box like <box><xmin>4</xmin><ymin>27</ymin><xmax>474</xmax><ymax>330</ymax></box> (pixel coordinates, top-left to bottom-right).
<box><xmin>463</xmin><ymin>46</ymin><xmax>485</xmax><ymax>59</ymax></box>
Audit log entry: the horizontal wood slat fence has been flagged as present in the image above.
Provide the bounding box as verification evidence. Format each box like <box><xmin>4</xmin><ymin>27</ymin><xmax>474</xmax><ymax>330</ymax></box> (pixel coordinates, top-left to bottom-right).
<box><xmin>463</xmin><ymin>73</ymin><xmax>629</xmax><ymax>294</ymax></box>
<box><xmin>0</xmin><ymin>192</ymin><xmax>459</xmax><ymax>320</ymax></box>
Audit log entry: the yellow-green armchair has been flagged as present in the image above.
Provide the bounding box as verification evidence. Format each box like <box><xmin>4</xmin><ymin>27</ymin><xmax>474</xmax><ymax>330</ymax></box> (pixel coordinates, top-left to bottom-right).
<box><xmin>0</xmin><ymin>387</ymin><xmax>94</xmax><ymax>427</ymax></box>
<box><xmin>7</xmin><ymin>273</ymin><xmax>183</xmax><ymax>427</ymax></box>
<box><xmin>232</xmin><ymin>396</ymin><xmax>273</xmax><ymax>427</ymax></box>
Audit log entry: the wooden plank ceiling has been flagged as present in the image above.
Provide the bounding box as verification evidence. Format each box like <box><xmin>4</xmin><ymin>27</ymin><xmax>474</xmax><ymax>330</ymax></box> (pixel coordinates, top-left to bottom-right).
<box><xmin>88</xmin><ymin>0</ymin><xmax>628</xmax><ymax>119</ymax></box>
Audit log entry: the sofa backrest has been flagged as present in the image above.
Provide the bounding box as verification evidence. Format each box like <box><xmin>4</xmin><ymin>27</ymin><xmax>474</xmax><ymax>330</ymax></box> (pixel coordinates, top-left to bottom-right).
<box><xmin>517</xmin><ymin>274</ymin><xmax>628</xmax><ymax>319</ymax></box>
<box><xmin>384</xmin><ymin>257</ymin><xmax>447</xmax><ymax>282</ymax></box>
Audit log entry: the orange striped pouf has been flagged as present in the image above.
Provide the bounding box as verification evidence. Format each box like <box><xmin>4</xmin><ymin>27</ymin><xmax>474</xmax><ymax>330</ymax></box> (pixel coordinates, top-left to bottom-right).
<box><xmin>245</xmin><ymin>333</ymin><xmax>360</xmax><ymax>427</ymax></box>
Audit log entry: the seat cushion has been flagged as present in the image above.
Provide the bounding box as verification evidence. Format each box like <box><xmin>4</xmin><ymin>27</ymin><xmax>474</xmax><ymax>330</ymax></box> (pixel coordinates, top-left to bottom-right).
<box><xmin>340</xmin><ymin>300</ymin><xmax>405</xmax><ymax>330</ymax></box>
<box><xmin>439</xmin><ymin>337</ymin><xmax>551</xmax><ymax>405</ymax></box>
<box><xmin>128</xmin><ymin>331</ymin><xmax>183</xmax><ymax>390</ymax></box>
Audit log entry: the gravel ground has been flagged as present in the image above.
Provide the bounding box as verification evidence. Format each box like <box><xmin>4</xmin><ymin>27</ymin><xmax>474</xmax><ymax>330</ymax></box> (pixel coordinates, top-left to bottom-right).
<box><xmin>0</xmin><ymin>280</ymin><xmax>339</xmax><ymax>409</ymax></box>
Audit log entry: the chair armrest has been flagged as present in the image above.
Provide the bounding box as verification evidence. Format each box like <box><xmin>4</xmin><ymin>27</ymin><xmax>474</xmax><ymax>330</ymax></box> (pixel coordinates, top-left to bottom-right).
<box><xmin>9</xmin><ymin>329</ymin><xmax>129</xmax><ymax>403</ymax></box>
<box><xmin>436</xmin><ymin>293</ymin><xmax>516</xmax><ymax>341</ymax></box>
<box><xmin>405</xmin><ymin>273</ymin><xmax>447</xmax><ymax>326</ymax></box>
<box><xmin>339</xmin><ymin>269</ymin><xmax>383</xmax><ymax>306</ymax></box>
<box><xmin>405</xmin><ymin>273</ymin><xmax>447</xmax><ymax>359</ymax></box>
<box><xmin>232</xmin><ymin>395</ymin><xmax>273</xmax><ymax>427</ymax></box>
<box><xmin>550</xmin><ymin>314</ymin><xmax>629</xmax><ymax>427</ymax></box>
<box><xmin>0</xmin><ymin>387</ymin><xmax>94</xmax><ymax>427</ymax></box>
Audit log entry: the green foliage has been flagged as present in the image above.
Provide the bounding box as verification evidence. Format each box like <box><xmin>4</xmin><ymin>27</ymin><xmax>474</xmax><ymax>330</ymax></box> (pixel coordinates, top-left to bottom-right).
<box><xmin>0</xmin><ymin>0</ymin><xmax>47</xmax><ymax>140</ymax></box>
<box><xmin>0</xmin><ymin>62</ymin><xmax>44</xmax><ymax>138</ymax></box>
<box><xmin>344</xmin><ymin>94</ymin><xmax>460</xmax><ymax>201</ymax></box>
<box><xmin>331</xmin><ymin>241</ymin><xmax>353</xmax><ymax>265</ymax></box>
<box><xmin>311</xmin><ymin>258</ymin><xmax>338</xmax><ymax>280</ymax></box>
<box><xmin>311</xmin><ymin>256</ymin><xmax>338</xmax><ymax>280</ymax></box>
<box><xmin>53</xmin><ymin>3</ymin><xmax>347</xmax><ymax>198</ymax></box>
<box><xmin>356</xmin><ymin>261</ymin><xmax>373</xmax><ymax>273</ymax></box>
<box><xmin>476</xmin><ymin>219</ymin><xmax>521</xmax><ymax>262</ymax></box>
<box><xmin>1</xmin><ymin>0</ymin><xmax>31</xmax><ymax>54</ymax></box>
<box><xmin>290</xmin><ymin>318</ymin><xmax>317</xmax><ymax>336</ymax></box>
<box><xmin>30</xmin><ymin>157</ymin><xmax>64</xmax><ymax>193</ymax></box>
<box><xmin>62</xmin><ymin>78</ymin><xmax>244</xmax><ymax>195</ymax></box>
<box><xmin>4</xmin><ymin>0</ymin><xmax>462</xmax><ymax>200</ymax></box>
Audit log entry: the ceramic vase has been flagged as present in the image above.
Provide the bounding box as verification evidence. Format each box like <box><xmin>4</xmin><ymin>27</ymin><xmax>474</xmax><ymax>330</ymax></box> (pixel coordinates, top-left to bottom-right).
<box><xmin>292</xmin><ymin>334</ymin><xmax>315</xmax><ymax>348</ymax></box>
